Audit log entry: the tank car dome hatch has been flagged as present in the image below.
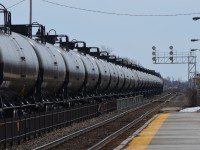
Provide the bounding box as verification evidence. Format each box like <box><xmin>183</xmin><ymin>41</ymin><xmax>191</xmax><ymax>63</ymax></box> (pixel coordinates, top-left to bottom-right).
<box><xmin>0</xmin><ymin>32</ymin><xmax>39</xmax><ymax>94</ymax></box>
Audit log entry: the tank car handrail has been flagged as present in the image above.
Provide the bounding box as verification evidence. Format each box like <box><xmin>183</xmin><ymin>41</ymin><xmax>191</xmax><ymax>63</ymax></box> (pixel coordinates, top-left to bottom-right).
<box><xmin>122</xmin><ymin>59</ymin><xmax>129</xmax><ymax>67</ymax></box>
<box><xmin>41</xmin><ymin>29</ymin><xmax>73</xmax><ymax>50</ymax></box>
<box><xmin>0</xmin><ymin>4</ymin><xmax>7</xmax><ymax>10</ymax></box>
<box><xmin>108</xmin><ymin>55</ymin><xmax>117</xmax><ymax>64</ymax></box>
<box><xmin>48</xmin><ymin>28</ymin><xmax>57</xmax><ymax>35</ymax></box>
<box><xmin>88</xmin><ymin>47</ymin><xmax>100</xmax><ymax>58</ymax></box>
<box><xmin>116</xmin><ymin>57</ymin><xmax>123</xmax><ymax>66</ymax></box>
<box><xmin>73</xmin><ymin>41</ymin><xmax>87</xmax><ymax>48</ymax></box>
<box><xmin>0</xmin><ymin>4</ymin><xmax>11</xmax><ymax>34</ymax></box>
<box><xmin>99</xmin><ymin>51</ymin><xmax>110</xmax><ymax>60</ymax></box>
<box><xmin>31</xmin><ymin>22</ymin><xmax>41</xmax><ymax>26</ymax></box>
<box><xmin>11</xmin><ymin>22</ymin><xmax>46</xmax><ymax>43</ymax></box>
<box><xmin>71</xmin><ymin>41</ymin><xmax>91</xmax><ymax>55</ymax></box>
<box><xmin>30</xmin><ymin>22</ymin><xmax>45</xmax><ymax>42</ymax></box>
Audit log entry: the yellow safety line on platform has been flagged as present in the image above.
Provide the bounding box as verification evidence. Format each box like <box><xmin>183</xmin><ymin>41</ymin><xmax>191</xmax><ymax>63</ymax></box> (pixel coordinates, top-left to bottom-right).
<box><xmin>124</xmin><ymin>113</ymin><xmax>170</xmax><ymax>150</ymax></box>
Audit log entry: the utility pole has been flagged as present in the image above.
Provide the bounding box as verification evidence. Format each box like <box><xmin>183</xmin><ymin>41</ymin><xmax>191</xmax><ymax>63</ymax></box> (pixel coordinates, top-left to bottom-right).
<box><xmin>30</xmin><ymin>0</ymin><xmax>32</xmax><ymax>24</ymax></box>
<box><xmin>29</xmin><ymin>0</ymin><xmax>32</xmax><ymax>36</ymax></box>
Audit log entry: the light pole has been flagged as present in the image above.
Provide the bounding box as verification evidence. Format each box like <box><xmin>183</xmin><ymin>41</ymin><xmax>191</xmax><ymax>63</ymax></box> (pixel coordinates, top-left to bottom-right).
<box><xmin>193</xmin><ymin>17</ymin><xmax>200</xmax><ymax>21</ymax></box>
<box><xmin>192</xmin><ymin>17</ymin><xmax>200</xmax><ymax>100</ymax></box>
<box><xmin>191</xmin><ymin>49</ymin><xmax>200</xmax><ymax>52</ymax></box>
<box><xmin>29</xmin><ymin>0</ymin><xmax>32</xmax><ymax>36</ymax></box>
<box><xmin>192</xmin><ymin>17</ymin><xmax>200</xmax><ymax>43</ymax></box>
<box><xmin>191</xmin><ymin>39</ymin><xmax>200</xmax><ymax>42</ymax></box>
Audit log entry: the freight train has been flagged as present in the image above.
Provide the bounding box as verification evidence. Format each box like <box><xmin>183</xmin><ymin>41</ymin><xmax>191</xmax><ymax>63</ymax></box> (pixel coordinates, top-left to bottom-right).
<box><xmin>0</xmin><ymin>5</ymin><xmax>163</xmax><ymax>118</ymax></box>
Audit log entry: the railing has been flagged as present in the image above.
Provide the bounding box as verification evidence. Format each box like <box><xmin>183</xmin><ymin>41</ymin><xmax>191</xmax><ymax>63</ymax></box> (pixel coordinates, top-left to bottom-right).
<box><xmin>117</xmin><ymin>95</ymin><xmax>144</xmax><ymax>110</ymax></box>
<box><xmin>0</xmin><ymin>100</ymin><xmax>117</xmax><ymax>148</ymax></box>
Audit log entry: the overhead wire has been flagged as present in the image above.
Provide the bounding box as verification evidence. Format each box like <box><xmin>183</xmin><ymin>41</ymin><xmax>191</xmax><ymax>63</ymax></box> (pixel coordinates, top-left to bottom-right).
<box><xmin>41</xmin><ymin>0</ymin><xmax>200</xmax><ymax>17</ymax></box>
<box><xmin>7</xmin><ymin>0</ymin><xmax>27</xmax><ymax>9</ymax></box>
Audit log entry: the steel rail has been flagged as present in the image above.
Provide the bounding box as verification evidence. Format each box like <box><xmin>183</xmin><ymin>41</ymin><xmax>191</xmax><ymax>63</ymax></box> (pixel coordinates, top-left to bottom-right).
<box><xmin>88</xmin><ymin>94</ymin><xmax>177</xmax><ymax>150</ymax></box>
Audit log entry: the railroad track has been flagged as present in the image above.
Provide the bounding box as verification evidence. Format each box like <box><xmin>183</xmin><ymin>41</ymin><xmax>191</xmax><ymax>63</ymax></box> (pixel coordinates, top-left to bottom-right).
<box><xmin>33</xmin><ymin>93</ymin><xmax>176</xmax><ymax>150</ymax></box>
<box><xmin>91</xmin><ymin>94</ymin><xmax>177</xmax><ymax>150</ymax></box>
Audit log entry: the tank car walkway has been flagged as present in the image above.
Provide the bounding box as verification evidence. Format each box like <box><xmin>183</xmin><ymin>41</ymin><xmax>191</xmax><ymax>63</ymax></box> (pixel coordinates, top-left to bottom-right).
<box><xmin>122</xmin><ymin>112</ymin><xmax>200</xmax><ymax>150</ymax></box>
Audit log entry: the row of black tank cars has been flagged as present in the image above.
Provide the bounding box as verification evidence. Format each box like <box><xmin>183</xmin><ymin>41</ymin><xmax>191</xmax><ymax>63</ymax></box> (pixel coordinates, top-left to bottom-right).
<box><xmin>0</xmin><ymin>5</ymin><xmax>163</xmax><ymax>118</ymax></box>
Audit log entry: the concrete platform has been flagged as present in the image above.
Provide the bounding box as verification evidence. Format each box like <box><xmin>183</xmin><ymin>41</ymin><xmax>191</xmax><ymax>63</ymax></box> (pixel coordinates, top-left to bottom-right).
<box><xmin>123</xmin><ymin>112</ymin><xmax>200</xmax><ymax>150</ymax></box>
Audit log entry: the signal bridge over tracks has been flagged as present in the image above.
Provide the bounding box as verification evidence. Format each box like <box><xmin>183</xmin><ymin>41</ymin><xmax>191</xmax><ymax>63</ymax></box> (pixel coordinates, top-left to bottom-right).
<box><xmin>152</xmin><ymin>46</ymin><xmax>197</xmax><ymax>88</ymax></box>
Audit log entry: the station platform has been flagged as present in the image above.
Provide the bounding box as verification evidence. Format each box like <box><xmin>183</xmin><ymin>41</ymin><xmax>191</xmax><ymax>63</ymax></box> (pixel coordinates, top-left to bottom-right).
<box><xmin>122</xmin><ymin>112</ymin><xmax>200</xmax><ymax>150</ymax></box>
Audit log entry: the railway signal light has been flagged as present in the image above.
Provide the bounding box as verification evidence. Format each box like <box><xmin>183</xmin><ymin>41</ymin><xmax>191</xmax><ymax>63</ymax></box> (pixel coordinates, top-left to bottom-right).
<box><xmin>169</xmin><ymin>46</ymin><xmax>173</xmax><ymax>63</ymax></box>
<box><xmin>152</xmin><ymin>46</ymin><xmax>156</xmax><ymax>63</ymax></box>
<box><xmin>169</xmin><ymin>46</ymin><xmax>173</xmax><ymax>50</ymax></box>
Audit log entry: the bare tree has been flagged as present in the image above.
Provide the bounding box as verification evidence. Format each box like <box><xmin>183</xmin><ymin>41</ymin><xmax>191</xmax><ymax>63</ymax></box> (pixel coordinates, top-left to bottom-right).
<box><xmin>100</xmin><ymin>45</ymin><xmax>113</xmax><ymax>54</ymax></box>
<box><xmin>121</xmin><ymin>57</ymin><xmax>142</xmax><ymax>66</ymax></box>
<box><xmin>100</xmin><ymin>45</ymin><xmax>141</xmax><ymax>66</ymax></box>
<box><xmin>120</xmin><ymin>57</ymin><xmax>130</xmax><ymax>63</ymax></box>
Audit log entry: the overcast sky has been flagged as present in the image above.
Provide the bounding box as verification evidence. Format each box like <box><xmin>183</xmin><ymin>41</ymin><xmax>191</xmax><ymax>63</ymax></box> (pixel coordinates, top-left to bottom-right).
<box><xmin>1</xmin><ymin>0</ymin><xmax>200</xmax><ymax>81</ymax></box>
